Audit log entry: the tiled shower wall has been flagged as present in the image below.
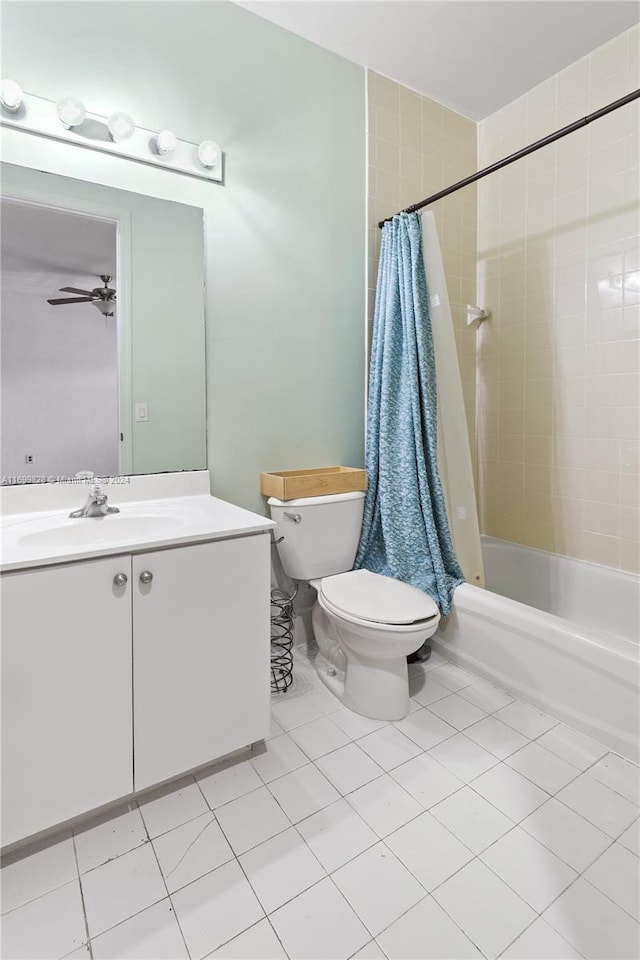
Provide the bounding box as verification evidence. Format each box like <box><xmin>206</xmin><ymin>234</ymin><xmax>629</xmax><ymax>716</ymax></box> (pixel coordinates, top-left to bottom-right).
<box><xmin>367</xmin><ymin>71</ymin><xmax>478</xmax><ymax>468</ymax></box>
<box><xmin>476</xmin><ymin>26</ymin><xmax>640</xmax><ymax>573</ymax></box>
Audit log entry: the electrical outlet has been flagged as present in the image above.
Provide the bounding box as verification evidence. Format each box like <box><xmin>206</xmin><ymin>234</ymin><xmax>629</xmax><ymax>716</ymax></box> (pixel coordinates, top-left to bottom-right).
<box><xmin>24</xmin><ymin>454</ymin><xmax>33</xmax><ymax>463</ymax></box>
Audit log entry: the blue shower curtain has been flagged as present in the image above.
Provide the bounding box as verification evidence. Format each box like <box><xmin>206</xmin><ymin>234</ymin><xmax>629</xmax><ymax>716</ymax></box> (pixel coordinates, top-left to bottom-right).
<box><xmin>354</xmin><ymin>212</ymin><xmax>464</xmax><ymax>617</ymax></box>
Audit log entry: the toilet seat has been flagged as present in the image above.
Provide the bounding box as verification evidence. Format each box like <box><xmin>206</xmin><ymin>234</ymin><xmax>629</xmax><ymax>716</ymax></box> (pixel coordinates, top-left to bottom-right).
<box><xmin>319</xmin><ymin>569</ymin><xmax>439</xmax><ymax>627</ymax></box>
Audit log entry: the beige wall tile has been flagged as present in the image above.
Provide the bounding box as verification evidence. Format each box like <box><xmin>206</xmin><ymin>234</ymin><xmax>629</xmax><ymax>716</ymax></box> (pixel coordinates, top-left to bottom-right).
<box><xmin>476</xmin><ymin>26</ymin><xmax>639</xmax><ymax>571</ymax></box>
<box><xmin>369</xmin><ymin>28</ymin><xmax>638</xmax><ymax>573</ymax></box>
<box><xmin>367</xmin><ymin>70</ymin><xmax>478</xmax><ymax>478</ymax></box>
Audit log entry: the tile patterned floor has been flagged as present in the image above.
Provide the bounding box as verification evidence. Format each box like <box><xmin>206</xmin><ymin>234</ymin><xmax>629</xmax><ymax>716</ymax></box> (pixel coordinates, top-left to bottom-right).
<box><xmin>2</xmin><ymin>646</ymin><xmax>639</xmax><ymax>960</ymax></box>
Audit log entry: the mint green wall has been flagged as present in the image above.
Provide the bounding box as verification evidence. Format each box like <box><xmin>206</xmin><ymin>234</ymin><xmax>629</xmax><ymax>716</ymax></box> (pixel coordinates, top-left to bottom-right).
<box><xmin>1</xmin><ymin>1</ymin><xmax>366</xmax><ymax>513</ymax></box>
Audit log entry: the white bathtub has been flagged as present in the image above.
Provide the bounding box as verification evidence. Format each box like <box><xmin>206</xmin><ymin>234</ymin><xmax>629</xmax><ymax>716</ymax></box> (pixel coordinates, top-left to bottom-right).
<box><xmin>434</xmin><ymin>536</ymin><xmax>640</xmax><ymax>762</ymax></box>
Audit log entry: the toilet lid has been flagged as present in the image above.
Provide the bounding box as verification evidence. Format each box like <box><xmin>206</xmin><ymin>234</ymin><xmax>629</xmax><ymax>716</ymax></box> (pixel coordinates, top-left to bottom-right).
<box><xmin>320</xmin><ymin>570</ymin><xmax>439</xmax><ymax>625</ymax></box>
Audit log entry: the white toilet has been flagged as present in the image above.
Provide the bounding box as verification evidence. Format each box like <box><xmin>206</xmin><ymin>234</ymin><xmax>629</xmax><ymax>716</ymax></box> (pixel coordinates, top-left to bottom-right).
<box><xmin>268</xmin><ymin>490</ymin><xmax>441</xmax><ymax>720</ymax></box>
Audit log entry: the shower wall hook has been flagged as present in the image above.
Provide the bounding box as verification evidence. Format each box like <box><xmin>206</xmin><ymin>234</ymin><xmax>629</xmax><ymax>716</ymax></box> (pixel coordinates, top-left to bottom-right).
<box><xmin>466</xmin><ymin>306</ymin><xmax>491</xmax><ymax>329</ymax></box>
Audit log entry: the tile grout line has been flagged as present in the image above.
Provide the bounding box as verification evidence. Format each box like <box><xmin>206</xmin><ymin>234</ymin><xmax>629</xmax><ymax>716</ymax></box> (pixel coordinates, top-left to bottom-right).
<box><xmin>71</xmin><ymin>832</ymin><xmax>93</xmax><ymax>959</ymax></box>
<box><xmin>192</xmin><ymin>766</ymin><xmax>293</xmax><ymax>958</ymax></box>
<box><xmin>137</xmin><ymin>800</ymin><xmax>193</xmax><ymax>960</ymax></box>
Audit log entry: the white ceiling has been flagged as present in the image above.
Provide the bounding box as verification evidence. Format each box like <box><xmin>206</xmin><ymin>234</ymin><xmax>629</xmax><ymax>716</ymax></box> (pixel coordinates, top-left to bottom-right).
<box><xmin>237</xmin><ymin>1</ymin><xmax>639</xmax><ymax>119</ymax></box>
<box><xmin>1</xmin><ymin>199</ymin><xmax>116</xmax><ymax>298</ymax></box>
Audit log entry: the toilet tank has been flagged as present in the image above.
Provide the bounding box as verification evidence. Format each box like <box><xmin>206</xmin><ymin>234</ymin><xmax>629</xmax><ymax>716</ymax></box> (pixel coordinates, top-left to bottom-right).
<box><xmin>268</xmin><ymin>491</ymin><xmax>365</xmax><ymax>580</ymax></box>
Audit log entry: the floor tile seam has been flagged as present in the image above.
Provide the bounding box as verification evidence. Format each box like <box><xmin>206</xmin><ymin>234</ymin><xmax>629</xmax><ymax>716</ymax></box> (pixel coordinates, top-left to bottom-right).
<box><xmin>286</xmin><ymin>732</ymin><xmax>353</xmax><ymax>764</ymax></box>
<box><xmin>518</xmin><ymin>808</ymin><xmax>622</xmax><ymax>875</ymax></box>
<box><xmin>0</xmin><ymin>865</ymin><xmax>84</xmax><ymax>920</ymax></box>
<box><xmin>151</xmin><ymin>816</ymin><xmax>235</xmax><ymax>892</ymax></box>
<box><xmin>410</xmin><ymin>687</ymin><xmax>452</xmax><ymax>708</ymax></box>
<box><xmin>144</xmin><ymin>811</ymin><xmax>194</xmax><ymax>959</ymax></box>
<box><xmin>428</xmin><ymin>875</ymin><xmax>508</xmax><ymax>959</ymax></box>
<box><xmin>71</xmin><ymin>832</ymin><xmax>92</xmax><ymax>957</ymax></box>
<box><xmin>320</xmin><ymin>869</ymin><xmax>408</xmax><ymax>943</ymax></box>
<box><xmin>476</xmin><ymin>834</ymin><xmax>579</xmax><ymax>915</ymax></box>
<box><xmin>506</xmin><ymin>735</ymin><xmax>583</xmax><ymax>774</ymax></box>
<box><xmin>348</xmin><ymin>890</ymin><xmax>448</xmax><ymax>951</ymax></box>
<box><xmin>263</xmin><ymin>761</ymin><xmax>346</xmax><ymax>818</ymax></box>
<box><xmin>578</xmin><ymin>763</ymin><xmax>640</xmax><ymax>807</ymax></box>
<box><xmin>501</xmin><ymin>753</ymin><xmax>581</xmax><ymax>796</ymax></box>
<box><xmin>378</xmin><ymin>825</ymin><xmax>477</xmax><ymax>894</ymax></box>
<box><xmin>493</xmin><ymin>911</ymin><xmax>583</xmax><ymax>960</ymax></box>
<box><xmin>537</xmin><ymin>871</ymin><xmax>596</xmax><ymax>944</ymax></box>
<box><xmin>464</xmin><ymin>734</ymin><xmax>534</xmax><ymax>763</ymax></box>
<box><xmin>493</xmin><ymin>713</ymin><xmax>561</xmax><ymax>739</ymax></box>
<box><xmin>85</xmin><ymin>887</ymin><xmax>168</xmax><ymax>945</ymax></box>
<box><xmin>455</xmin><ymin>684</ymin><xmax>516</xmax><ymax>713</ymax></box>
<box><xmin>526</xmin><ymin>729</ymin><xmax>613</xmax><ymax>774</ymax></box>
<box><xmin>234</xmin><ymin>828</ymin><xmax>328</xmax><ymax>918</ymax></box>
<box><xmin>580</xmin><ymin>864</ymin><xmax>640</xmax><ymax>924</ymax></box>
<box><xmin>470</xmin><ymin>787</ymin><xmax>551</xmax><ymax>828</ymax></box>
<box><xmin>390</xmin><ymin>751</ymin><xmax>469</xmax><ymax>794</ymax></box>
<box><xmin>383</xmin><ymin>795</ymin><xmax>484</xmax><ymax>859</ymax></box>
<box><xmin>344</xmin><ymin>790</ymin><xmax>428</xmax><ymax>842</ymax></box>
<box><xmin>402</xmin><ymin>722</ymin><xmax>461</xmax><ymax>753</ymax></box>
<box><xmin>141</xmin><ymin>806</ymin><xmax>219</xmax><ymax>845</ymax></box>
<box><xmin>199</xmin><ymin>916</ymin><xmax>291</xmax><ymax>960</ymax></box>
<box><xmin>553</xmin><ymin>790</ymin><xmax>638</xmax><ymax>840</ymax></box>
<box><xmin>430</xmin><ymin>780</ymin><xmax>519</xmax><ymax>835</ymax></box>
<box><xmin>74</xmin><ymin>835</ymin><xmax>151</xmax><ymax>877</ymax></box>
<box><xmin>296</xmin><ymin>807</ymin><xmax>381</xmax><ymax>872</ymax></box>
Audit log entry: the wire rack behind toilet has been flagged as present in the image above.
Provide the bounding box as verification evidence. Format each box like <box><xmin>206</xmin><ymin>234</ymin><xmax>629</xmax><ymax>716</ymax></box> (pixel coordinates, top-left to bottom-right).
<box><xmin>270</xmin><ymin>583</ymin><xmax>297</xmax><ymax>693</ymax></box>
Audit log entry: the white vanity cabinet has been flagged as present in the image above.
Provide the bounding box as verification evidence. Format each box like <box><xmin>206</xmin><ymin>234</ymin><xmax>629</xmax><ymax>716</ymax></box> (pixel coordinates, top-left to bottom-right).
<box><xmin>132</xmin><ymin>535</ymin><xmax>270</xmax><ymax>790</ymax></box>
<box><xmin>1</xmin><ymin>531</ymin><xmax>271</xmax><ymax>847</ymax></box>
<box><xmin>1</xmin><ymin>555</ymin><xmax>134</xmax><ymax>846</ymax></box>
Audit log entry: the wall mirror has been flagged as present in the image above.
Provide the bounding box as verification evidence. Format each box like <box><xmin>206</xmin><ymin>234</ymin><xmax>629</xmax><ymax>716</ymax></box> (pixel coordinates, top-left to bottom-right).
<box><xmin>1</xmin><ymin>162</ymin><xmax>206</xmax><ymax>485</ymax></box>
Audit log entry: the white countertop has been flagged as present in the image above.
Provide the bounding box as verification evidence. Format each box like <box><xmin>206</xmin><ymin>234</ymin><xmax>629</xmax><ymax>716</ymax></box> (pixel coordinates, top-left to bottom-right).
<box><xmin>1</xmin><ymin>495</ymin><xmax>275</xmax><ymax>572</ymax></box>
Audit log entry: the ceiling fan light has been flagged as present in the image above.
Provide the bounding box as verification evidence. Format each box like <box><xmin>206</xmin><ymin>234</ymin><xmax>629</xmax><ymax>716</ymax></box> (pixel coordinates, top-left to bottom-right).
<box><xmin>107</xmin><ymin>111</ymin><xmax>135</xmax><ymax>143</ymax></box>
<box><xmin>93</xmin><ymin>299</ymin><xmax>115</xmax><ymax>317</ymax></box>
<box><xmin>56</xmin><ymin>96</ymin><xmax>86</xmax><ymax>129</ymax></box>
<box><xmin>0</xmin><ymin>78</ymin><xmax>23</xmax><ymax>112</ymax></box>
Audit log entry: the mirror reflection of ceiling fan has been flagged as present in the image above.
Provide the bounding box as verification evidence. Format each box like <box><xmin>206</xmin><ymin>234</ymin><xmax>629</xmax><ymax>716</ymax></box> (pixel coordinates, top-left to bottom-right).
<box><xmin>47</xmin><ymin>275</ymin><xmax>116</xmax><ymax>317</ymax></box>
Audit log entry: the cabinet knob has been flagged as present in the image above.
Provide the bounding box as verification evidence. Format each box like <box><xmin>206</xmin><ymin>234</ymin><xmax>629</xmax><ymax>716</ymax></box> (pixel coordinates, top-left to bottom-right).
<box><xmin>113</xmin><ymin>573</ymin><xmax>128</xmax><ymax>587</ymax></box>
<box><xmin>139</xmin><ymin>570</ymin><xmax>153</xmax><ymax>584</ymax></box>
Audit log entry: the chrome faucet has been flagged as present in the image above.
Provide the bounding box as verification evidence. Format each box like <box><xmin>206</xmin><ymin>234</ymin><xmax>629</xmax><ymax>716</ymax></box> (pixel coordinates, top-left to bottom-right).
<box><xmin>69</xmin><ymin>483</ymin><xmax>120</xmax><ymax>519</ymax></box>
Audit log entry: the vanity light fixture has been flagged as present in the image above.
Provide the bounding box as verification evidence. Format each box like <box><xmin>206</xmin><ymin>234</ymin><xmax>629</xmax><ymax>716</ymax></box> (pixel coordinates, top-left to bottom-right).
<box><xmin>55</xmin><ymin>97</ymin><xmax>86</xmax><ymax>129</ymax></box>
<box><xmin>0</xmin><ymin>78</ymin><xmax>23</xmax><ymax>112</ymax></box>
<box><xmin>197</xmin><ymin>140</ymin><xmax>220</xmax><ymax>169</ymax></box>
<box><xmin>1</xmin><ymin>87</ymin><xmax>223</xmax><ymax>182</ymax></box>
<box><xmin>107</xmin><ymin>111</ymin><xmax>135</xmax><ymax>143</ymax></box>
<box><xmin>155</xmin><ymin>129</ymin><xmax>177</xmax><ymax>156</ymax></box>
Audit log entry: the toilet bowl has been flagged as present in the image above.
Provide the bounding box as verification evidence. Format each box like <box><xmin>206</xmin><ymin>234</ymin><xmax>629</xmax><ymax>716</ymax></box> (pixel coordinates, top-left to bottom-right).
<box><xmin>268</xmin><ymin>491</ymin><xmax>441</xmax><ymax>720</ymax></box>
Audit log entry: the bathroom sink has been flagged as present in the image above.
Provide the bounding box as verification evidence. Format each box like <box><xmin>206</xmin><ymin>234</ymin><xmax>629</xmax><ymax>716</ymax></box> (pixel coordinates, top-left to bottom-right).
<box><xmin>1</xmin><ymin>492</ymin><xmax>275</xmax><ymax>572</ymax></box>
<box><xmin>17</xmin><ymin>514</ymin><xmax>185</xmax><ymax>549</ymax></box>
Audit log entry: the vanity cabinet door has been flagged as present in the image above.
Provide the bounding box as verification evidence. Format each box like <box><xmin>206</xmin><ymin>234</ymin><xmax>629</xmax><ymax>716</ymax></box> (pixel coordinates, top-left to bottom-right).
<box><xmin>1</xmin><ymin>556</ymin><xmax>134</xmax><ymax>846</ymax></box>
<box><xmin>132</xmin><ymin>534</ymin><xmax>270</xmax><ymax>790</ymax></box>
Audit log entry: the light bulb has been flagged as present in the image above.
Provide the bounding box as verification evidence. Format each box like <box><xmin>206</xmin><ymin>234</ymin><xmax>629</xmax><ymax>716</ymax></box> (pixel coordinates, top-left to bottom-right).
<box><xmin>107</xmin><ymin>111</ymin><xmax>135</xmax><ymax>143</ymax></box>
<box><xmin>0</xmin><ymin>78</ymin><xmax>23</xmax><ymax>112</ymax></box>
<box><xmin>56</xmin><ymin>96</ymin><xmax>86</xmax><ymax>129</ymax></box>
<box><xmin>197</xmin><ymin>140</ymin><xmax>220</xmax><ymax>169</ymax></box>
<box><xmin>156</xmin><ymin>129</ymin><xmax>177</xmax><ymax>156</ymax></box>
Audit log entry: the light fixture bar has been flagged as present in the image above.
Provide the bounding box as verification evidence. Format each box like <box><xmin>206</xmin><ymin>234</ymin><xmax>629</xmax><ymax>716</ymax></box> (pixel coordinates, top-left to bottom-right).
<box><xmin>0</xmin><ymin>90</ymin><xmax>223</xmax><ymax>183</ymax></box>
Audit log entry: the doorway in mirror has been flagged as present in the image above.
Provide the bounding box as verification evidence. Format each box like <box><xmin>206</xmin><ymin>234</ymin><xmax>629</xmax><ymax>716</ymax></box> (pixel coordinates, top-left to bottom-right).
<box><xmin>1</xmin><ymin>198</ymin><xmax>120</xmax><ymax>482</ymax></box>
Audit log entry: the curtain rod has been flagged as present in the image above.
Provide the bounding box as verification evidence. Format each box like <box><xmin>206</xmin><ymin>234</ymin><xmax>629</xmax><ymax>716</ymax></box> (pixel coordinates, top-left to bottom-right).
<box><xmin>378</xmin><ymin>88</ymin><xmax>640</xmax><ymax>227</ymax></box>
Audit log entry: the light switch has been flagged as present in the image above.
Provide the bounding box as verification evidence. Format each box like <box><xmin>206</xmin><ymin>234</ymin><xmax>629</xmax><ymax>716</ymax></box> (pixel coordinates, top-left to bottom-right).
<box><xmin>135</xmin><ymin>402</ymin><xmax>149</xmax><ymax>422</ymax></box>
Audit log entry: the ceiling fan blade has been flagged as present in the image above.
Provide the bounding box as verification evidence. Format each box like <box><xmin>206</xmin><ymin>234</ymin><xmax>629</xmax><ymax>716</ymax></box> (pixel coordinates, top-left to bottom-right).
<box><xmin>59</xmin><ymin>286</ymin><xmax>94</xmax><ymax>296</ymax></box>
<box><xmin>47</xmin><ymin>297</ymin><xmax>94</xmax><ymax>305</ymax></box>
